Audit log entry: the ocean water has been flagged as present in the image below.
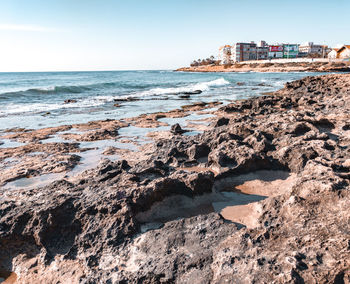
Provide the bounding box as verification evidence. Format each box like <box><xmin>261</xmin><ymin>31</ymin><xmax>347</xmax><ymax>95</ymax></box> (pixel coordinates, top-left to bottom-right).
<box><xmin>0</xmin><ymin>70</ymin><xmax>325</xmax><ymax>130</ymax></box>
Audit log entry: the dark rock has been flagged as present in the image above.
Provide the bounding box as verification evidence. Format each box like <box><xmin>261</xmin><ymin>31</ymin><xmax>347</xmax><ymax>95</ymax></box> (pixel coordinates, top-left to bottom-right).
<box><xmin>113</xmin><ymin>97</ymin><xmax>139</xmax><ymax>102</ymax></box>
<box><xmin>187</xmin><ymin>143</ymin><xmax>210</xmax><ymax>160</ymax></box>
<box><xmin>257</xmin><ymin>82</ymin><xmax>271</xmax><ymax>87</ymax></box>
<box><xmin>170</xmin><ymin>123</ymin><xmax>186</xmax><ymax>135</ymax></box>
<box><xmin>97</xmin><ymin>160</ymin><xmax>130</xmax><ymax>182</ymax></box>
<box><xmin>64</xmin><ymin>99</ymin><xmax>77</xmax><ymax>104</ymax></box>
<box><xmin>185</xmin><ymin>171</ymin><xmax>214</xmax><ymax>194</ymax></box>
<box><xmin>180</xmin><ymin>90</ymin><xmax>202</xmax><ymax>95</ymax></box>
<box><xmin>289</xmin><ymin>123</ymin><xmax>312</xmax><ymax>136</ymax></box>
<box><xmin>214</xmin><ymin>117</ymin><xmax>230</xmax><ymax>127</ymax></box>
<box><xmin>342</xmin><ymin>123</ymin><xmax>350</xmax><ymax>131</ymax></box>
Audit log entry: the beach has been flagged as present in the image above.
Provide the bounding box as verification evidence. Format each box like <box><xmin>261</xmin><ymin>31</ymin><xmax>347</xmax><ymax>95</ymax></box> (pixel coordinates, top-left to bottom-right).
<box><xmin>0</xmin><ymin>72</ymin><xmax>349</xmax><ymax>282</ymax></box>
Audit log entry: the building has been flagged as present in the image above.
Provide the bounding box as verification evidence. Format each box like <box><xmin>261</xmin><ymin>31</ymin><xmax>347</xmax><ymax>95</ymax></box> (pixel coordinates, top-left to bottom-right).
<box><xmin>337</xmin><ymin>45</ymin><xmax>350</xmax><ymax>59</ymax></box>
<box><xmin>283</xmin><ymin>44</ymin><xmax>299</xmax><ymax>58</ymax></box>
<box><xmin>218</xmin><ymin>45</ymin><xmax>232</xmax><ymax>64</ymax></box>
<box><xmin>257</xmin><ymin>40</ymin><xmax>268</xmax><ymax>47</ymax></box>
<box><xmin>231</xmin><ymin>41</ymin><xmax>267</xmax><ymax>62</ymax></box>
<box><xmin>231</xmin><ymin>42</ymin><xmax>257</xmax><ymax>62</ymax></box>
<box><xmin>328</xmin><ymin>48</ymin><xmax>339</xmax><ymax>59</ymax></box>
<box><xmin>268</xmin><ymin>45</ymin><xmax>283</xmax><ymax>59</ymax></box>
<box><xmin>299</xmin><ymin>42</ymin><xmax>328</xmax><ymax>57</ymax></box>
<box><xmin>257</xmin><ymin>46</ymin><xmax>269</xmax><ymax>60</ymax></box>
<box><xmin>327</xmin><ymin>45</ymin><xmax>350</xmax><ymax>59</ymax></box>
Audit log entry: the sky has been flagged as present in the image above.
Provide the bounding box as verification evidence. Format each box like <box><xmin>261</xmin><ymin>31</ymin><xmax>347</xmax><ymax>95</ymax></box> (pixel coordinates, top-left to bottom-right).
<box><xmin>0</xmin><ymin>0</ymin><xmax>349</xmax><ymax>72</ymax></box>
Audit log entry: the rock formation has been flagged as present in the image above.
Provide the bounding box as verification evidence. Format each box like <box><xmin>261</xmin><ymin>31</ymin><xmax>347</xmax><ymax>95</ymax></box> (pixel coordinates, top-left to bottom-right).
<box><xmin>176</xmin><ymin>61</ymin><xmax>350</xmax><ymax>73</ymax></box>
<box><xmin>0</xmin><ymin>74</ymin><xmax>349</xmax><ymax>283</ymax></box>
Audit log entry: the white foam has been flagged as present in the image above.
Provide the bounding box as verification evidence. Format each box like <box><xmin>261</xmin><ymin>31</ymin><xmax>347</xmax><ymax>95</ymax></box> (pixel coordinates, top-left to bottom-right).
<box><xmin>1</xmin><ymin>103</ymin><xmax>63</xmax><ymax>115</ymax></box>
<box><xmin>120</xmin><ymin>78</ymin><xmax>230</xmax><ymax>99</ymax></box>
<box><xmin>272</xmin><ymin>80</ymin><xmax>285</xmax><ymax>87</ymax></box>
<box><xmin>0</xmin><ymin>96</ymin><xmax>114</xmax><ymax>116</ymax></box>
<box><xmin>1</xmin><ymin>78</ymin><xmax>230</xmax><ymax>116</ymax></box>
<box><xmin>36</xmin><ymin>86</ymin><xmax>56</xmax><ymax>91</ymax></box>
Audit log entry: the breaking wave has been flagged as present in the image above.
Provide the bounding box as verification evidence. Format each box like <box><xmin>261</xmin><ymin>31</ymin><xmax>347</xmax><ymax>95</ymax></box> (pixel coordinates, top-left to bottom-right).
<box><xmin>0</xmin><ymin>81</ymin><xmax>160</xmax><ymax>99</ymax></box>
<box><xmin>0</xmin><ymin>97</ymin><xmax>113</xmax><ymax>116</ymax></box>
<box><xmin>0</xmin><ymin>85</ymin><xmax>90</xmax><ymax>98</ymax></box>
<box><xmin>123</xmin><ymin>78</ymin><xmax>230</xmax><ymax>98</ymax></box>
<box><xmin>0</xmin><ymin>78</ymin><xmax>231</xmax><ymax>116</ymax></box>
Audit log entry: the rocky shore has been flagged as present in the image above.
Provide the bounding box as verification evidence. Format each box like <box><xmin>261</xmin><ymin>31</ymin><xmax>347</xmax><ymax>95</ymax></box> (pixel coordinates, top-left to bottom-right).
<box><xmin>0</xmin><ymin>74</ymin><xmax>349</xmax><ymax>283</ymax></box>
<box><xmin>176</xmin><ymin>61</ymin><xmax>350</xmax><ymax>73</ymax></box>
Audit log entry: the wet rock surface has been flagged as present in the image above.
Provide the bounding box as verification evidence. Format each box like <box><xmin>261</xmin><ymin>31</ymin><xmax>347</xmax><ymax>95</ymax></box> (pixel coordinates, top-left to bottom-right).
<box><xmin>0</xmin><ymin>74</ymin><xmax>349</xmax><ymax>283</ymax></box>
<box><xmin>0</xmin><ymin>142</ymin><xmax>85</xmax><ymax>186</ymax></box>
<box><xmin>0</xmin><ymin>101</ymin><xmax>218</xmax><ymax>187</ymax></box>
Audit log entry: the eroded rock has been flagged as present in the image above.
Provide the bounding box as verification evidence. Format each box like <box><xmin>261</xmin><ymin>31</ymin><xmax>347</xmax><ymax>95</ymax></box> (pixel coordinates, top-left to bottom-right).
<box><xmin>0</xmin><ymin>74</ymin><xmax>349</xmax><ymax>283</ymax></box>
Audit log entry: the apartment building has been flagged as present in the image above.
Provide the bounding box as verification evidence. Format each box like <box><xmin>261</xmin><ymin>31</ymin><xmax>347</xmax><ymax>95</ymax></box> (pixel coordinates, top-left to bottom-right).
<box><xmin>218</xmin><ymin>45</ymin><xmax>232</xmax><ymax>64</ymax></box>
<box><xmin>257</xmin><ymin>44</ymin><xmax>269</xmax><ymax>60</ymax></box>
<box><xmin>218</xmin><ymin>40</ymin><xmax>337</xmax><ymax>64</ymax></box>
<box><xmin>268</xmin><ymin>45</ymin><xmax>283</xmax><ymax>58</ymax></box>
<box><xmin>299</xmin><ymin>42</ymin><xmax>328</xmax><ymax>57</ymax></box>
<box><xmin>231</xmin><ymin>42</ymin><xmax>257</xmax><ymax>62</ymax></box>
<box><xmin>283</xmin><ymin>44</ymin><xmax>299</xmax><ymax>58</ymax></box>
<box><xmin>230</xmin><ymin>41</ymin><xmax>268</xmax><ymax>62</ymax></box>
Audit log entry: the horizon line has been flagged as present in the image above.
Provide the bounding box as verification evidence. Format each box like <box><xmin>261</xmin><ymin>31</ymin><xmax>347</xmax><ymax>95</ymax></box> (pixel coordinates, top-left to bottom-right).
<box><xmin>0</xmin><ymin>68</ymin><xmax>176</xmax><ymax>73</ymax></box>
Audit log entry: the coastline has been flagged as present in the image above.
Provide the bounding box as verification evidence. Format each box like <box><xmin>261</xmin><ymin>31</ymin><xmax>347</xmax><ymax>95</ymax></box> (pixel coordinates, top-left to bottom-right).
<box><xmin>176</xmin><ymin>61</ymin><xmax>350</xmax><ymax>73</ymax></box>
<box><xmin>0</xmin><ymin>101</ymin><xmax>221</xmax><ymax>188</ymax></box>
<box><xmin>0</xmin><ymin>73</ymin><xmax>349</xmax><ymax>282</ymax></box>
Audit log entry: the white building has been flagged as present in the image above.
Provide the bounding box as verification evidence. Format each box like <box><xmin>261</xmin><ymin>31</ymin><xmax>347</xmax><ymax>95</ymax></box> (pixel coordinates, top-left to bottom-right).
<box><xmin>218</xmin><ymin>45</ymin><xmax>232</xmax><ymax>64</ymax></box>
<box><xmin>327</xmin><ymin>45</ymin><xmax>350</xmax><ymax>59</ymax></box>
<box><xmin>299</xmin><ymin>42</ymin><xmax>328</xmax><ymax>57</ymax></box>
<box><xmin>337</xmin><ymin>45</ymin><xmax>350</xmax><ymax>59</ymax></box>
<box><xmin>328</xmin><ymin>48</ymin><xmax>339</xmax><ymax>59</ymax></box>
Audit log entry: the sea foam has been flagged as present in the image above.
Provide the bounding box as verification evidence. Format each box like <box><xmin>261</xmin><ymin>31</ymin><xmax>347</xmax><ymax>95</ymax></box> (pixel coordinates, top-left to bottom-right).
<box><xmin>120</xmin><ymin>78</ymin><xmax>230</xmax><ymax>99</ymax></box>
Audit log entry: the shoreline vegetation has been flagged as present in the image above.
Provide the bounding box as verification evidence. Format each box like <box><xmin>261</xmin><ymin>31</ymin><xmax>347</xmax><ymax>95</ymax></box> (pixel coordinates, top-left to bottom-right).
<box><xmin>0</xmin><ymin>73</ymin><xmax>349</xmax><ymax>282</ymax></box>
<box><xmin>176</xmin><ymin>60</ymin><xmax>350</xmax><ymax>73</ymax></box>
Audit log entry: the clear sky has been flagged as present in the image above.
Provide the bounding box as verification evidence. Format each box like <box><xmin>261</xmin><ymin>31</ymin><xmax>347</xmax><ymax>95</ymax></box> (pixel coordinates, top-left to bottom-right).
<box><xmin>0</xmin><ymin>0</ymin><xmax>349</xmax><ymax>72</ymax></box>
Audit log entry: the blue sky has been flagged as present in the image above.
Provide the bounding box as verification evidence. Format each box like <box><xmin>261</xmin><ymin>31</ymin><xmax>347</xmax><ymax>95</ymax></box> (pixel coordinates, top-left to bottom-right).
<box><xmin>0</xmin><ymin>0</ymin><xmax>349</xmax><ymax>71</ymax></box>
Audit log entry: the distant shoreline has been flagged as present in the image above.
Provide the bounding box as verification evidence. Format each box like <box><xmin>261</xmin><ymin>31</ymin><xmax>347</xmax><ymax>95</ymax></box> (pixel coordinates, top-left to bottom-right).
<box><xmin>175</xmin><ymin>61</ymin><xmax>350</xmax><ymax>73</ymax></box>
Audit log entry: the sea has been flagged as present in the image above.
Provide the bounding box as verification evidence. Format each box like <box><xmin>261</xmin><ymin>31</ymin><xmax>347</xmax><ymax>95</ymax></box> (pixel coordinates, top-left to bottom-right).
<box><xmin>0</xmin><ymin>70</ymin><xmax>326</xmax><ymax>130</ymax></box>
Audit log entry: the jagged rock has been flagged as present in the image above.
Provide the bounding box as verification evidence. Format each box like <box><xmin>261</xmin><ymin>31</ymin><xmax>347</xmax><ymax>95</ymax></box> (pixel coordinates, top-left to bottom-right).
<box><xmin>170</xmin><ymin>123</ymin><xmax>186</xmax><ymax>135</ymax></box>
<box><xmin>114</xmin><ymin>213</ymin><xmax>237</xmax><ymax>283</ymax></box>
<box><xmin>214</xmin><ymin>117</ymin><xmax>230</xmax><ymax>127</ymax></box>
<box><xmin>186</xmin><ymin>143</ymin><xmax>210</xmax><ymax>160</ymax></box>
<box><xmin>0</xmin><ymin>74</ymin><xmax>349</xmax><ymax>283</ymax></box>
